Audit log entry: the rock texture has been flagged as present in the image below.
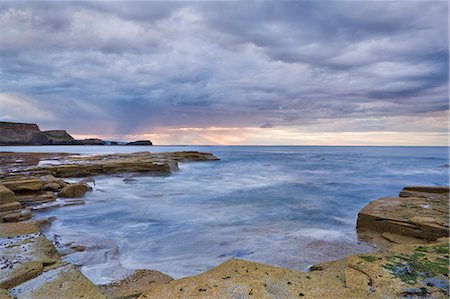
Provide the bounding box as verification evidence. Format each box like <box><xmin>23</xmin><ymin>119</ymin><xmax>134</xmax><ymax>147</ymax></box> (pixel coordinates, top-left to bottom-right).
<box><xmin>357</xmin><ymin>186</ymin><xmax>449</xmax><ymax>240</ymax></box>
<box><xmin>138</xmin><ymin>239</ymin><xmax>449</xmax><ymax>298</ymax></box>
<box><xmin>99</xmin><ymin>269</ymin><xmax>173</xmax><ymax>298</ymax></box>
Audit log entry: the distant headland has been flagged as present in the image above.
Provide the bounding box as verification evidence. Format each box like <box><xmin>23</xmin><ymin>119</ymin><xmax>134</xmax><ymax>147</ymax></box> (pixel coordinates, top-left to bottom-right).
<box><xmin>0</xmin><ymin>121</ymin><xmax>152</xmax><ymax>146</ymax></box>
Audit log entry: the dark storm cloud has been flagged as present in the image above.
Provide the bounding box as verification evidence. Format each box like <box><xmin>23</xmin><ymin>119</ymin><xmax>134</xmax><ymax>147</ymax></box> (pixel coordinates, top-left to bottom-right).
<box><xmin>0</xmin><ymin>0</ymin><xmax>448</xmax><ymax>137</ymax></box>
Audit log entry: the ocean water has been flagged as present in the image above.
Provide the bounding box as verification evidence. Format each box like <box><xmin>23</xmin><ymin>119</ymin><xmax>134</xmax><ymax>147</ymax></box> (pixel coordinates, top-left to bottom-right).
<box><xmin>3</xmin><ymin>146</ymin><xmax>449</xmax><ymax>283</ymax></box>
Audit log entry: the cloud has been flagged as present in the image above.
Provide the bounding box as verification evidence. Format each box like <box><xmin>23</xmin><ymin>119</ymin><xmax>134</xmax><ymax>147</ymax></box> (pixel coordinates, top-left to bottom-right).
<box><xmin>0</xmin><ymin>1</ymin><xmax>448</xmax><ymax>144</ymax></box>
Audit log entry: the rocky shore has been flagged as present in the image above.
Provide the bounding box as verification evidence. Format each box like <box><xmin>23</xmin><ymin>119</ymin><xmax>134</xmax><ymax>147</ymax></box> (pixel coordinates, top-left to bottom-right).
<box><xmin>0</xmin><ymin>151</ymin><xmax>448</xmax><ymax>298</ymax></box>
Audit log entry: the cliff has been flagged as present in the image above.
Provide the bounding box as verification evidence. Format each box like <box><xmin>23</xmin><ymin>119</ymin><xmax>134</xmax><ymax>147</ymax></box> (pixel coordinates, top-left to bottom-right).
<box><xmin>0</xmin><ymin>122</ymin><xmax>152</xmax><ymax>146</ymax></box>
<box><xmin>0</xmin><ymin>122</ymin><xmax>107</xmax><ymax>146</ymax></box>
<box><xmin>42</xmin><ymin>130</ymin><xmax>75</xmax><ymax>144</ymax></box>
<box><xmin>0</xmin><ymin>122</ymin><xmax>49</xmax><ymax>145</ymax></box>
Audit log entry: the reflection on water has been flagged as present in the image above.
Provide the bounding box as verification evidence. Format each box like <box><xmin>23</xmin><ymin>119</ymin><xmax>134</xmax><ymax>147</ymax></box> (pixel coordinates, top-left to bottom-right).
<box><xmin>5</xmin><ymin>145</ymin><xmax>447</xmax><ymax>283</ymax></box>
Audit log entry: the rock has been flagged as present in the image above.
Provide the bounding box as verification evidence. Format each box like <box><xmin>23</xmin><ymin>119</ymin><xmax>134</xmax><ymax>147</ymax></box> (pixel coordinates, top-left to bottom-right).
<box><xmin>357</xmin><ymin>188</ymin><xmax>449</xmax><ymax>241</ymax></box>
<box><xmin>69</xmin><ymin>245</ymin><xmax>86</xmax><ymax>252</ymax></box>
<box><xmin>400</xmin><ymin>185</ymin><xmax>449</xmax><ymax>199</ymax></box>
<box><xmin>0</xmin><ymin>222</ymin><xmax>40</xmax><ymax>237</ymax></box>
<box><xmin>0</xmin><ymin>121</ymin><xmax>106</xmax><ymax>146</ymax></box>
<box><xmin>0</xmin><ymin>201</ymin><xmax>21</xmax><ymax>212</ymax></box>
<box><xmin>0</xmin><ymin>233</ymin><xmax>61</xmax><ymax>289</ymax></box>
<box><xmin>162</xmin><ymin>151</ymin><xmax>220</xmax><ymax>161</ymax></box>
<box><xmin>10</xmin><ymin>264</ymin><xmax>106</xmax><ymax>299</ymax></box>
<box><xmin>42</xmin><ymin>182</ymin><xmax>61</xmax><ymax>192</ymax></box>
<box><xmin>1</xmin><ymin>208</ymin><xmax>32</xmax><ymax>222</ymax></box>
<box><xmin>0</xmin><ymin>186</ymin><xmax>15</xmax><ymax>205</ymax></box>
<box><xmin>75</xmin><ymin>138</ymin><xmax>106</xmax><ymax>145</ymax></box>
<box><xmin>0</xmin><ymin>122</ymin><xmax>48</xmax><ymax>146</ymax></box>
<box><xmin>138</xmin><ymin>240</ymin><xmax>449</xmax><ymax>299</ymax></box>
<box><xmin>42</xmin><ymin>130</ymin><xmax>75</xmax><ymax>145</ymax></box>
<box><xmin>0</xmin><ymin>261</ymin><xmax>43</xmax><ymax>290</ymax></box>
<box><xmin>99</xmin><ymin>269</ymin><xmax>173</xmax><ymax>298</ymax></box>
<box><xmin>30</xmin><ymin>198</ymin><xmax>85</xmax><ymax>211</ymax></box>
<box><xmin>126</xmin><ymin>140</ymin><xmax>153</xmax><ymax>146</ymax></box>
<box><xmin>59</xmin><ymin>184</ymin><xmax>91</xmax><ymax>198</ymax></box>
<box><xmin>0</xmin><ymin>178</ymin><xmax>43</xmax><ymax>193</ymax></box>
<box><xmin>0</xmin><ymin>288</ymin><xmax>13</xmax><ymax>298</ymax></box>
<box><xmin>16</xmin><ymin>192</ymin><xmax>56</xmax><ymax>206</ymax></box>
<box><xmin>401</xmin><ymin>186</ymin><xmax>449</xmax><ymax>195</ymax></box>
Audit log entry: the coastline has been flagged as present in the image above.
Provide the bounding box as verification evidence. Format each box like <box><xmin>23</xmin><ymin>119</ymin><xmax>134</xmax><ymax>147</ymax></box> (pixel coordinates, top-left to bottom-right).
<box><xmin>0</xmin><ymin>151</ymin><xmax>448</xmax><ymax>298</ymax></box>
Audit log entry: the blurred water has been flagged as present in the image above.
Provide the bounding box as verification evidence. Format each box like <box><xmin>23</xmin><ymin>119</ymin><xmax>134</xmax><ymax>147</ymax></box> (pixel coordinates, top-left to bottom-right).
<box><xmin>4</xmin><ymin>146</ymin><xmax>448</xmax><ymax>283</ymax></box>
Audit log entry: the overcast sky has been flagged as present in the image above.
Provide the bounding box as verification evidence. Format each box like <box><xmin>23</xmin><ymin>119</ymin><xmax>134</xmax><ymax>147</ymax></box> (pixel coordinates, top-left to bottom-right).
<box><xmin>0</xmin><ymin>1</ymin><xmax>448</xmax><ymax>145</ymax></box>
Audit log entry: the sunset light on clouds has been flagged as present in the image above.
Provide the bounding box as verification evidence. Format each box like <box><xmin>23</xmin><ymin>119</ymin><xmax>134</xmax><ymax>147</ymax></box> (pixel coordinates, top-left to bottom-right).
<box><xmin>0</xmin><ymin>1</ymin><xmax>448</xmax><ymax>145</ymax></box>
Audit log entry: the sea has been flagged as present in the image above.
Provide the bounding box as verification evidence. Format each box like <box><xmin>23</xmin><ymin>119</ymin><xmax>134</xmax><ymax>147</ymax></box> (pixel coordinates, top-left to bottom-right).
<box><xmin>2</xmin><ymin>146</ymin><xmax>449</xmax><ymax>283</ymax></box>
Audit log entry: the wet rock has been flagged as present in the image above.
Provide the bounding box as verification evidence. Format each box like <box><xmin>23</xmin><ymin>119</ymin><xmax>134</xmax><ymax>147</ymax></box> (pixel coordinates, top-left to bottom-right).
<box><xmin>30</xmin><ymin>199</ymin><xmax>85</xmax><ymax>211</ymax></box>
<box><xmin>59</xmin><ymin>183</ymin><xmax>91</xmax><ymax>198</ymax></box>
<box><xmin>161</xmin><ymin>151</ymin><xmax>220</xmax><ymax>162</ymax></box>
<box><xmin>357</xmin><ymin>187</ymin><xmax>449</xmax><ymax>241</ymax></box>
<box><xmin>42</xmin><ymin>182</ymin><xmax>61</xmax><ymax>192</ymax></box>
<box><xmin>1</xmin><ymin>209</ymin><xmax>32</xmax><ymax>222</ymax></box>
<box><xmin>99</xmin><ymin>269</ymin><xmax>173</xmax><ymax>298</ymax></box>
<box><xmin>16</xmin><ymin>192</ymin><xmax>56</xmax><ymax>206</ymax></box>
<box><xmin>10</xmin><ymin>264</ymin><xmax>106</xmax><ymax>299</ymax></box>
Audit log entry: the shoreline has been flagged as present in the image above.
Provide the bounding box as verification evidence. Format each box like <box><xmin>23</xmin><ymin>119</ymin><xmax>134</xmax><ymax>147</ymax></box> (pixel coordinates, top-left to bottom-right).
<box><xmin>0</xmin><ymin>151</ymin><xmax>448</xmax><ymax>298</ymax></box>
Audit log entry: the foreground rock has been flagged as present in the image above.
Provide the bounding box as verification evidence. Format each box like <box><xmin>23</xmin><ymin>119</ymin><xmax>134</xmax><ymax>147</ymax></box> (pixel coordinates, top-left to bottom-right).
<box><xmin>138</xmin><ymin>239</ymin><xmax>449</xmax><ymax>298</ymax></box>
<box><xmin>10</xmin><ymin>264</ymin><xmax>106</xmax><ymax>299</ymax></box>
<box><xmin>357</xmin><ymin>186</ymin><xmax>449</xmax><ymax>241</ymax></box>
<box><xmin>99</xmin><ymin>270</ymin><xmax>173</xmax><ymax>298</ymax></box>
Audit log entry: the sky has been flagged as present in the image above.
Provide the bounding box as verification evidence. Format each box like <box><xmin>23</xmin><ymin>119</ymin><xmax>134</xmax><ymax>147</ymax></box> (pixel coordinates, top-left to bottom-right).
<box><xmin>0</xmin><ymin>0</ymin><xmax>448</xmax><ymax>145</ymax></box>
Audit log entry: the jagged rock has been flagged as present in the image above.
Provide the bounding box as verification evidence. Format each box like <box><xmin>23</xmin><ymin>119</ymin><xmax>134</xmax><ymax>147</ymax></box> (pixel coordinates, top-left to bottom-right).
<box><xmin>59</xmin><ymin>183</ymin><xmax>91</xmax><ymax>198</ymax></box>
<box><xmin>10</xmin><ymin>264</ymin><xmax>106</xmax><ymax>299</ymax></box>
<box><xmin>357</xmin><ymin>188</ymin><xmax>449</xmax><ymax>240</ymax></box>
<box><xmin>98</xmin><ymin>269</ymin><xmax>173</xmax><ymax>298</ymax></box>
<box><xmin>0</xmin><ymin>186</ymin><xmax>15</xmax><ymax>205</ymax></box>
